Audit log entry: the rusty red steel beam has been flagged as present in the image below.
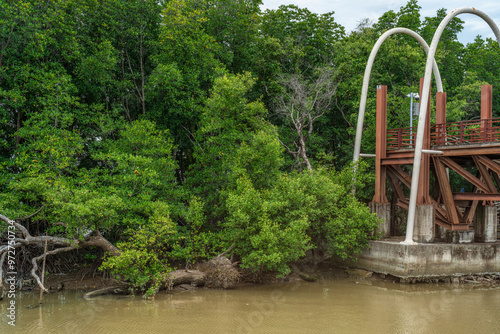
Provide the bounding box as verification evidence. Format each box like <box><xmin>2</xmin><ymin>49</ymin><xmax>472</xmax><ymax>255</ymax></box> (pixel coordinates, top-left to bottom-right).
<box><xmin>449</xmin><ymin>225</ymin><xmax>472</xmax><ymax>231</ymax></box>
<box><xmin>435</xmin><ymin>218</ymin><xmax>470</xmax><ymax>231</ymax></box>
<box><xmin>453</xmin><ymin>193</ymin><xmax>500</xmax><ymax>201</ymax></box>
<box><xmin>472</xmin><ymin>156</ymin><xmax>497</xmax><ymax>194</ymax></box>
<box><xmin>455</xmin><ymin>205</ymin><xmax>465</xmax><ymax>223</ymax></box>
<box><xmin>396</xmin><ymin>198</ymin><xmax>469</xmax><ymax>230</ymax></box>
<box><xmin>477</xmin><ymin>155</ymin><xmax>500</xmax><ymax>176</ymax></box>
<box><xmin>491</xmin><ymin>169</ymin><xmax>500</xmax><ymax>190</ymax></box>
<box><xmin>387</xmin><ymin>171</ymin><xmax>405</xmax><ymax>201</ymax></box>
<box><xmin>440</xmin><ymin>157</ymin><xmax>491</xmax><ymax>193</ymax></box>
<box><xmin>381</xmin><ymin>158</ymin><xmax>414</xmax><ymax>165</ymax></box>
<box><xmin>386</xmin><ymin>165</ymin><xmax>412</xmax><ymax>188</ymax></box>
<box><xmin>429</xmin><ymin>198</ymin><xmax>449</xmax><ymax>222</ymax></box>
<box><xmin>438</xmin><ymin>146</ymin><xmax>500</xmax><ymax>157</ymax></box>
<box><xmin>396</xmin><ymin>199</ymin><xmax>409</xmax><ymax>210</ymax></box>
<box><xmin>435</xmin><ymin>218</ymin><xmax>452</xmax><ymax>230</ymax></box>
<box><xmin>463</xmin><ymin>198</ymin><xmax>479</xmax><ymax>225</ymax></box>
<box><xmin>433</xmin><ymin>157</ymin><xmax>460</xmax><ymax>225</ymax></box>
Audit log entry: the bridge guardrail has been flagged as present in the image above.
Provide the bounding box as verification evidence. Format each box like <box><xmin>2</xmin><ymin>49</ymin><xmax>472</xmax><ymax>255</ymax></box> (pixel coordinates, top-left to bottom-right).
<box><xmin>386</xmin><ymin>117</ymin><xmax>500</xmax><ymax>150</ymax></box>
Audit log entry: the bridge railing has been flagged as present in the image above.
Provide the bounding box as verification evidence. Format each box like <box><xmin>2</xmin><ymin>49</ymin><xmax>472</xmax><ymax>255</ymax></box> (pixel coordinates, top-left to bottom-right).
<box><xmin>386</xmin><ymin>117</ymin><xmax>500</xmax><ymax>150</ymax></box>
<box><xmin>387</xmin><ymin>127</ymin><xmax>415</xmax><ymax>150</ymax></box>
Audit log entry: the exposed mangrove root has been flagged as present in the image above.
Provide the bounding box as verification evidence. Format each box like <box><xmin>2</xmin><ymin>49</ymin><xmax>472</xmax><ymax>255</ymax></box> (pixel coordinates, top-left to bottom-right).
<box><xmin>2</xmin><ymin>211</ymin><xmax>241</xmax><ymax>297</ymax></box>
<box><xmin>82</xmin><ymin>254</ymin><xmax>240</xmax><ymax>298</ymax></box>
<box><xmin>197</xmin><ymin>254</ymin><xmax>240</xmax><ymax>289</ymax></box>
<box><xmin>164</xmin><ymin>253</ymin><xmax>240</xmax><ymax>290</ymax></box>
<box><xmin>31</xmin><ymin>246</ymin><xmax>78</xmax><ymax>293</ymax></box>
<box><xmin>0</xmin><ymin>212</ymin><xmax>120</xmax><ymax>292</ymax></box>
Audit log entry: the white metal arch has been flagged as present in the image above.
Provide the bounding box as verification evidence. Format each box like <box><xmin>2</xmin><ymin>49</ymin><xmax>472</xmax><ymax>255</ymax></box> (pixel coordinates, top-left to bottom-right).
<box><xmin>404</xmin><ymin>7</ymin><xmax>500</xmax><ymax>244</ymax></box>
<box><xmin>353</xmin><ymin>28</ymin><xmax>443</xmax><ymax>164</ymax></box>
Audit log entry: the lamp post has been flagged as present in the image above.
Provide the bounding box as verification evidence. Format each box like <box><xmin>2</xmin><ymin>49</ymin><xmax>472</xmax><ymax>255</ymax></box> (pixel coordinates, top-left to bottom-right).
<box><xmin>407</xmin><ymin>92</ymin><xmax>419</xmax><ymax>147</ymax></box>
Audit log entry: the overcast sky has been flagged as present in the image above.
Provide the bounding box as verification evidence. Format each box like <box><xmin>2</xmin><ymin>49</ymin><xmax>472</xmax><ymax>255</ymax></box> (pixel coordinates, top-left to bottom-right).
<box><xmin>260</xmin><ymin>1</ymin><xmax>500</xmax><ymax>44</ymax></box>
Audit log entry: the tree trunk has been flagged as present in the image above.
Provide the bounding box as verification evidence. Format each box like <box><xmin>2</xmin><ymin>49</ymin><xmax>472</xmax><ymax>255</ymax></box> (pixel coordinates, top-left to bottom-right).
<box><xmin>298</xmin><ymin>133</ymin><xmax>312</xmax><ymax>170</ymax></box>
<box><xmin>81</xmin><ymin>231</ymin><xmax>121</xmax><ymax>256</ymax></box>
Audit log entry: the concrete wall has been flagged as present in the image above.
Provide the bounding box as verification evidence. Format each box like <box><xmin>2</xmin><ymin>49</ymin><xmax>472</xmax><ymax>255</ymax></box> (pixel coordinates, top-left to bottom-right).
<box><xmin>353</xmin><ymin>240</ymin><xmax>500</xmax><ymax>278</ymax></box>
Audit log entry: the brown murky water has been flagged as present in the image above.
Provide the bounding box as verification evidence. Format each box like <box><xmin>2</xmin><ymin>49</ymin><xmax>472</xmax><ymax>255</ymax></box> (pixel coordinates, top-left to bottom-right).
<box><xmin>2</xmin><ymin>278</ymin><xmax>499</xmax><ymax>333</ymax></box>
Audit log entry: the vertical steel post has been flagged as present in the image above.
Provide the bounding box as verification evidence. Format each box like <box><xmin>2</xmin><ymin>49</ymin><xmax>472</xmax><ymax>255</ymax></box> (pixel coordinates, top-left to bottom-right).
<box><xmin>410</xmin><ymin>93</ymin><xmax>414</xmax><ymax>147</ymax></box>
<box><xmin>373</xmin><ymin>85</ymin><xmax>388</xmax><ymax>203</ymax></box>
<box><xmin>436</xmin><ymin>92</ymin><xmax>447</xmax><ymax>145</ymax></box>
<box><xmin>417</xmin><ymin>78</ymin><xmax>431</xmax><ymax>205</ymax></box>
<box><xmin>481</xmin><ymin>85</ymin><xmax>493</xmax><ymax>142</ymax></box>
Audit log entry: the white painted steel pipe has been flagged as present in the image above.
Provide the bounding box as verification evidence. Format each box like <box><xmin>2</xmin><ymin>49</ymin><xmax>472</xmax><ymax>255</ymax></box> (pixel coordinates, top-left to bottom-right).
<box><xmin>421</xmin><ymin>149</ymin><xmax>443</xmax><ymax>155</ymax></box>
<box><xmin>353</xmin><ymin>28</ymin><xmax>443</xmax><ymax>165</ymax></box>
<box><xmin>403</xmin><ymin>7</ymin><xmax>500</xmax><ymax>245</ymax></box>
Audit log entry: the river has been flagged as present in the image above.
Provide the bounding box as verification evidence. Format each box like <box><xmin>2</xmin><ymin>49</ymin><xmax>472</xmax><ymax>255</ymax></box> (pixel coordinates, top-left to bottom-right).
<box><xmin>2</xmin><ymin>277</ymin><xmax>499</xmax><ymax>333</ymax></box>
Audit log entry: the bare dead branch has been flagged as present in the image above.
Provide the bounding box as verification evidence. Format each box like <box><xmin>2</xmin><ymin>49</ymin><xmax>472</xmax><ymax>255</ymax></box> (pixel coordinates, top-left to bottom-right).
<box><xmin>278</xmin><ymin>139</ymin><xmax>298</xmax><ymax>156</ymax></box>
<box><xmin>335</xmin><ymin>96</ymin><xmax>352</xmax><ymax>127</ymax></box>
<box><xmin>31</xmin><ymin>245</ymin><xmax>78</xmax><ymax>292</ymax></box>
<box><xmin>273</xmin><ymin>66</ymin><xmax>340</xmax><ymax>170</ymax></box>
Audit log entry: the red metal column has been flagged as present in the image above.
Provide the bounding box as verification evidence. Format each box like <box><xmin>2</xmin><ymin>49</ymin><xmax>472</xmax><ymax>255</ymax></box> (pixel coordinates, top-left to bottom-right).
<box><xmin>436</xmin><ymin>92</ymin><xmax>447</xmax><ymax>145</ymax></box>
<box><xmin>481</xmin><ymin>85</ymin><xmax>492</xmax><ymax>142</ymax></box>
<box><xmin>373</xmin><ymin>85</ymin><xmax>388</xmax><ymax>203</ymax></box>
<box><xmin>417</xmin><ymin>77</ymin><xmax>431</xmax><ymax>204</ymax></box>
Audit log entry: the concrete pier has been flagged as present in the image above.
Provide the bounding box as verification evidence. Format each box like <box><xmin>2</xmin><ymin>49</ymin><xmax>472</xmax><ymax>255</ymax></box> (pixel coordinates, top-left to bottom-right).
<box><xmin>413</xmin><ymin>205</ymin><xmax>434</xmax><ymax>243</ymax></box>
<box><xmin>354</xmin><ymin>239</ymin><xmax>500</xmax><ymax>278</ymax></box>
<box><xmin>475</xmin><ymin>206</ymin><xmax>498</xmax><ymax>243</ymax></box>
<box><xmin>369</xmin><ymin>202</ymin><xmax>391</xmax><ymax>238</ymax></box>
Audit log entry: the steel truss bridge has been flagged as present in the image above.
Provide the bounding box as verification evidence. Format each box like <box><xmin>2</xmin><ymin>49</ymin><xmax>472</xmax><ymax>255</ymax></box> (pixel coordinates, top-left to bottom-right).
<box><xmin>373</xmin><ymin>82</ymin><xmax>500</xmax><ymax>232</ymax></box>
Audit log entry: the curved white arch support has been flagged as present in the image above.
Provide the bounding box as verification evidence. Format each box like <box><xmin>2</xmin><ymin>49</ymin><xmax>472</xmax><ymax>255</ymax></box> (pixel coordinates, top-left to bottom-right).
<box><xmin>404</xmin><ymin>7</ymin><xmax>500</xmax><ymax>244</ymax></box>
<box><xmin>353</xmin><ymin>28</ymin><xmax>443</xmax><ymax>164</ymax></box>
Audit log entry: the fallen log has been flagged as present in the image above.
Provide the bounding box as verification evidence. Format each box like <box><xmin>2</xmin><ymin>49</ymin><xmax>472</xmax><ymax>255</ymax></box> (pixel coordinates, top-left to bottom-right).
<box><xmin>167</xmin><ymin>269</ymin><xmax>207</xmax><ymax>288</ymax></box>
<box><xmin>83</xmin><ymin>285</ymin><xmax>130</xmax><ymax>299</ymax></box>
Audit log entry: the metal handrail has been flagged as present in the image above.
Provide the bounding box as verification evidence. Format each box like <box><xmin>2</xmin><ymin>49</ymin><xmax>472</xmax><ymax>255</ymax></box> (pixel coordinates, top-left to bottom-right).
<box><xmin>386</xmin><ymin>117</ymin><xmax>500</xmax><ymax>150</ymax></box>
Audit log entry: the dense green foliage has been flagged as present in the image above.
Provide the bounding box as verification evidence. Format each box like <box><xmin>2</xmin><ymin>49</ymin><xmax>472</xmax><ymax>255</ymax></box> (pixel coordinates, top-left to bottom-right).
<box><xmin>225</xmin><ymin>165</ymin><xmax>378</xmax><ymax>276</ymax></box>
<box><xmin>2</xmin><ymin>0</ymin><xmax>499</xmax><ymax>294</ymax></box>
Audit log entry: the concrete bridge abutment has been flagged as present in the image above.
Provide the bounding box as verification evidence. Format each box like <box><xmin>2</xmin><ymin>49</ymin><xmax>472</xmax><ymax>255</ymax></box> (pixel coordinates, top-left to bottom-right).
<box><xmin>475</xmin><ymin>205</ymin><xmax>498</xmax><ymax>243</ymax></box>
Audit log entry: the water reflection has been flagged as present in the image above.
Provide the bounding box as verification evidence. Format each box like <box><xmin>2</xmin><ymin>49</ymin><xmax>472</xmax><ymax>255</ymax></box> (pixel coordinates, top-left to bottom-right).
<box><xmin>2</xmin><ymin>278</ymin><xmax>499</xmax><ymax>333</ymax></box>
